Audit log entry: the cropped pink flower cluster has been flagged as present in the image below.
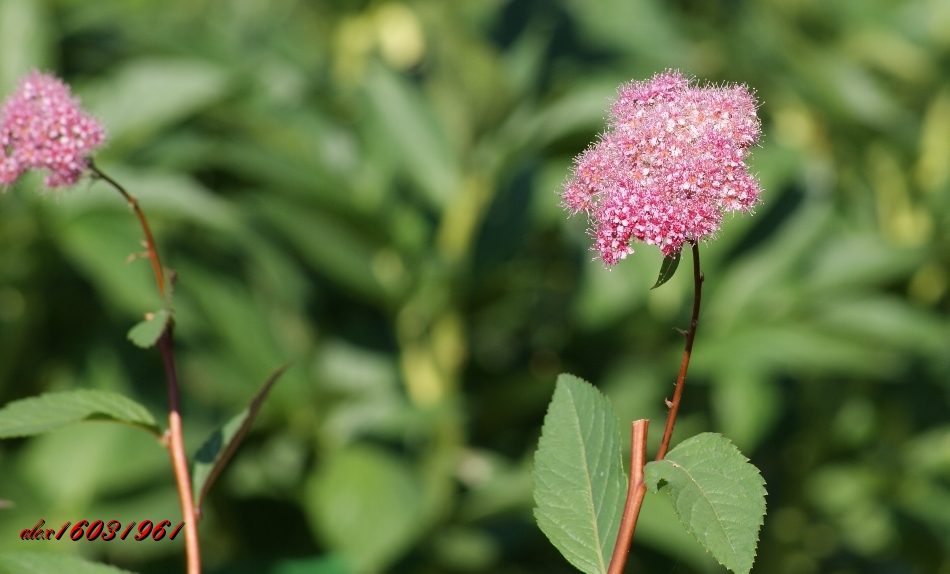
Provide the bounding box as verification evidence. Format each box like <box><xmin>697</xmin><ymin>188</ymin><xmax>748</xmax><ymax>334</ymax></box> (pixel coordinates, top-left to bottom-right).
<box><xmin>562</xmin><ymin>70</ymin><xmax>761</xmax><ymax>265</ymax></box>
<box><xmin>0</xmin><ymin>72</ymin><xmax>105</xmax><ymax>188</ymax></box>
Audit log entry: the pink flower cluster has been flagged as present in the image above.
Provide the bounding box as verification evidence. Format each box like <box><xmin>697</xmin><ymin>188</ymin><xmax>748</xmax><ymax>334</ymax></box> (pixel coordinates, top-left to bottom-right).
<box><xmin>562</xmin><ymin>70</ymin><xmax>761</xmax><ymax>265</ymax></box>
<box><xmin>1</xmin><ymin>71</ymin><xmax>105</xmax><ymax>189</ymax></box>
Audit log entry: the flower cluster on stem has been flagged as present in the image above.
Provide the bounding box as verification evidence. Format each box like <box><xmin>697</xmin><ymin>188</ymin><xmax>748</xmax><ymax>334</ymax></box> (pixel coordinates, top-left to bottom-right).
<box><xmin>562</xmin><ymin>70</ymin><xmax>761</xmax><ymax>264</ymax></box>
<box><xmin>0</xmin><ymin>71</ymin><xmax>105</xmax><ymax>188</ymax></box>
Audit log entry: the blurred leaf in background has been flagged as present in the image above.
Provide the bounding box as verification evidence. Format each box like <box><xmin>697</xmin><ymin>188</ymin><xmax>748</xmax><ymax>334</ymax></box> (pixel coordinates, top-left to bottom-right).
<box><xmin>1</xmin><ymin>0</ymin><xmax>949</xmax><ymax>573</ymax></box>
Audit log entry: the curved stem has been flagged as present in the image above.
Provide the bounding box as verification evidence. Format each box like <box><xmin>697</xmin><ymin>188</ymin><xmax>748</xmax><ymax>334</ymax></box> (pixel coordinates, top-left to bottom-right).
<box><xmin>655</xmin><ymin>242</ymin><xmax>703</xmax><ymax>461</ymax></box>
<box><xmin>607</xmin><ymin>420</ymin><xmax>649</xmax><ymax>574</ymax></box>
<box><xmin>90</xmin><ymin>162</ymin><xmax>201</xmax><ymax>574</ymax></box>
<box><xmin>88</xmin><ymin>163</ymin><xmax>166</xmax><ymax>299</ymax></box>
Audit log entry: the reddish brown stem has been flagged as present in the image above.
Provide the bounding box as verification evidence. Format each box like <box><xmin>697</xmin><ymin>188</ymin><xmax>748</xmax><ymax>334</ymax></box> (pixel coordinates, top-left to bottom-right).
<box><xmin>607</xmin><ymin>420</ymin><xmax>649</xmax><ymax>574</ymax></box>
<box><xmin>88</xmin><ymin>163</ymin><xmax>166</xmax><ymax>299</ymax></box>
<box><xmin>90</xmin><ymin>162</ymin><xmax>201</xmax><ymax>574</ymax></box>
<box><xmin>606</xmin><ymin>243</ymin><xmax>704</xmax><ymax>573</ymax></box>
<box><xmin>159</xmin><ymin>331</ymin><xmax>201</xmax><ymax>574</ymax></box>
<box><xmin>655</xmin><ymin>242</ymin><xmax>703</xmax><ymax>461</ymax></box>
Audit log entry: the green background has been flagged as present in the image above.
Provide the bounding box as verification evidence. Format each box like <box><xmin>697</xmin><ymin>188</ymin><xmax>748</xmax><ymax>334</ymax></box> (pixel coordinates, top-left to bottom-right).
<box><xmin>1</xmin><ymin>0</ymin><xmax>949</xmax><ymax>573</ymax></box>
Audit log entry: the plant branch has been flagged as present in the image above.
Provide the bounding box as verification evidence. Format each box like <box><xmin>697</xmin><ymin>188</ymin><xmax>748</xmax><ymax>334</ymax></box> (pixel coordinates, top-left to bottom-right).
<box><xmin>88</xmin><ymin>162</ymin><xmax>166</xmax><ymax>299</ymax></box>
<box><xmin>159</xmin><ymin>331</ymin><xmax>201</xmax><ymax>574</ymax></box>
<box><xmin>655</xmin><ymin>242</ymin><xmax>703</xmax><ymax>461</ymax></box>
<box><xmin>607</xmin><ymin>419</ymin><xmax>649</xmax><ymax>574</ymax></box>
<box><xmin>90</xmin><ymin>162</ymin><xmax>201</xmax><ymax>574</ymax></box>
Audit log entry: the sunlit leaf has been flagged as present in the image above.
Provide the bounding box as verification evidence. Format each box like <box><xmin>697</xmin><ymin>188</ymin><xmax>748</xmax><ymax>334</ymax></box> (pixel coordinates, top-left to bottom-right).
<box><xmin>632</xmin><ymin>487</ymin><xmax>722</xmax><ymax>572</ymax></box>
<box><xmin>532</xmin><ymin>374</ymin><xmax>626</xmax><ymax>574</ymax></box>
<box><xmin>644</xmin><ymin>433</ymin><xmax>766</xmax><ymax>574</ymax></box>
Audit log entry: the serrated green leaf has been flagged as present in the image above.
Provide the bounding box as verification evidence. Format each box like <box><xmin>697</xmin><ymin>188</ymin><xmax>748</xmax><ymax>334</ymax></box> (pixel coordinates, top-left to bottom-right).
<box><xmin>127</xmin><ymin>308</ymin><xmax>169</xmax><ymax>348</ymax></box>
<box><xmin>651</xmin><ymin>250</ymin><xmax>681</xmax><ymax>290</ymax></box>
<box><xmin>0</xmin><ymin>551</ymin><xmax>136</xmax><ymax>574</ymax></box>
<box><xmin>192</xmin><ymin>364</ymin><xmax>288</xmax><ymax>511</ymax></box>
<box><xmin>532</xmin><ymin>374</ymin><xmax>626</xmax><ymax>574</ymax></box>
<box><xmin>0</xmin><ymin>390</ymin><xmax>161</xmax><ymax>438</ymax></box>
<box><xmin>643</xmin><ymin>433</ymin><xmax>767</xmax><ymax>574</ymax></box>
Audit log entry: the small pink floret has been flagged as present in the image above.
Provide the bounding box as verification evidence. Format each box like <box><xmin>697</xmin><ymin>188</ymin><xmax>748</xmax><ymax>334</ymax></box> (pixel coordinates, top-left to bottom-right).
<box><xmin>562</xmin><ymin>70</ymin><xmax>762</xmax><ymax>265</ymax></box>
<box><xmin>0</xmin><ymin>71</ymin><xmax>105</xmax><ymax>189</ymax></box>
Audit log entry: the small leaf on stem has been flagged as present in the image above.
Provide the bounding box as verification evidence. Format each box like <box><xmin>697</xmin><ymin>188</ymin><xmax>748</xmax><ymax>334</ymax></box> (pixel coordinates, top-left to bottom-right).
<box><xmin>127</xmin><ymin>308</ymin><xmax>170</xmax><ymax>348</ymax></box>
<box><xmin>192</xmin><ymin>364</ymin><xmax>289</xmax><ymax>512</ymax></box>
<box><xmin>643</xmin><ymin>433</ymin><xmax>767</xmax><ymax>574</ymax></box>
<box><xmin>651</xmin><ymin>250</ymin><xmax>681</xmax><ymax>289</ymax></box>
<box><xmin>0</xmin><ymin>390</ymin><xmax>161</xmax><ymax>438</ymax></box>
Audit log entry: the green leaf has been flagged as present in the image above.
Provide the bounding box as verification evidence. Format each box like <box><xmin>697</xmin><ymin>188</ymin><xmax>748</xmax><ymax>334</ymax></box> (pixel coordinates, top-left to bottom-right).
<box><xmin>532</xmin><ymin>374</ymin><xmax>626</xmax><ymax>574</ymax></box>
<box><xmin>632</xmin><ymin>487</ymin><xmax>722</xmax><ymax>572</ymax></box>
<box><xmin>192</xmin><ymin>364</ymin><xmax>289</xmax><ymax>511</ymax></box>
<box><xmin>305</xmin><ymin>445</ymin><xmax>424</xmax><ymax>573</ymax></box>
<box><xmin>0</xmin><ymin>552</ymin><xmax>136</xmax><ymax>574</ymax></box>
<box><xmin>127</xmin><ymin>308</ymin><xmax>169</xmax><ymax>348</ymax></box>
<box><xmin>651</xmin><ymin>250</ymin><xmax>681</xmax><ymax>290</ymax></box>
<box><xmin>0</xmin><ymin>390</ymin><xmax>161</xmax><ymax>438</ymax></box>
<box><xmin>643</xmin><ymin>433</ymin><xmax>767</xmax><ymax>574</ymax></box>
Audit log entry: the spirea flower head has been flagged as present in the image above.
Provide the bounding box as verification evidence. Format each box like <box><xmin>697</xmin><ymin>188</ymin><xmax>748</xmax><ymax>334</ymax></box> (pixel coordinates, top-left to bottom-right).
<box><xmin>562</xmin><ymin>70</ymin><xmax>761</xmax><ymax>265</ymax></box>
<box><xmin>0</xmin><ymin>71</ymin><xmax>105</xmax><ymax>189</ymax></box>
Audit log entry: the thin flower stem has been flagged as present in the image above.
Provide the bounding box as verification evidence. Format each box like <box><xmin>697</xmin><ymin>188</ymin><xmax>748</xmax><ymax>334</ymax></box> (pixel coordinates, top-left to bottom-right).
<box><xmin>88</xmin><ymin>163</ymin><xmax>166</xmax><ymax>299</ymax></box>
<box><xmin>655</xmin><ymin>242</ymin><xmax>703</xmax><ymax>461</ymax></box>
<box><xmin>607</xmin><ymin>419</ymin><xmax>649</xmax><ymax>574</ymax></box>
<box><xmin>606</xmin><ymin>243</ymin><xmax>704</xmax><ymax>573</ymax></box>
<box><xmin>89</xmin><ymin>162</ymin><xmax>201</xmax><ymax>574</ymax></box>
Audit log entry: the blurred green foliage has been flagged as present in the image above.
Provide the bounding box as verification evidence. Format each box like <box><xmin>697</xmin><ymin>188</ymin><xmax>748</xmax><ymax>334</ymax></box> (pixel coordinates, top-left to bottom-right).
<box><xmin>1</xmin><ymin>0</ymin><xmax>949</xmax><ymax>573</ymax></box>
